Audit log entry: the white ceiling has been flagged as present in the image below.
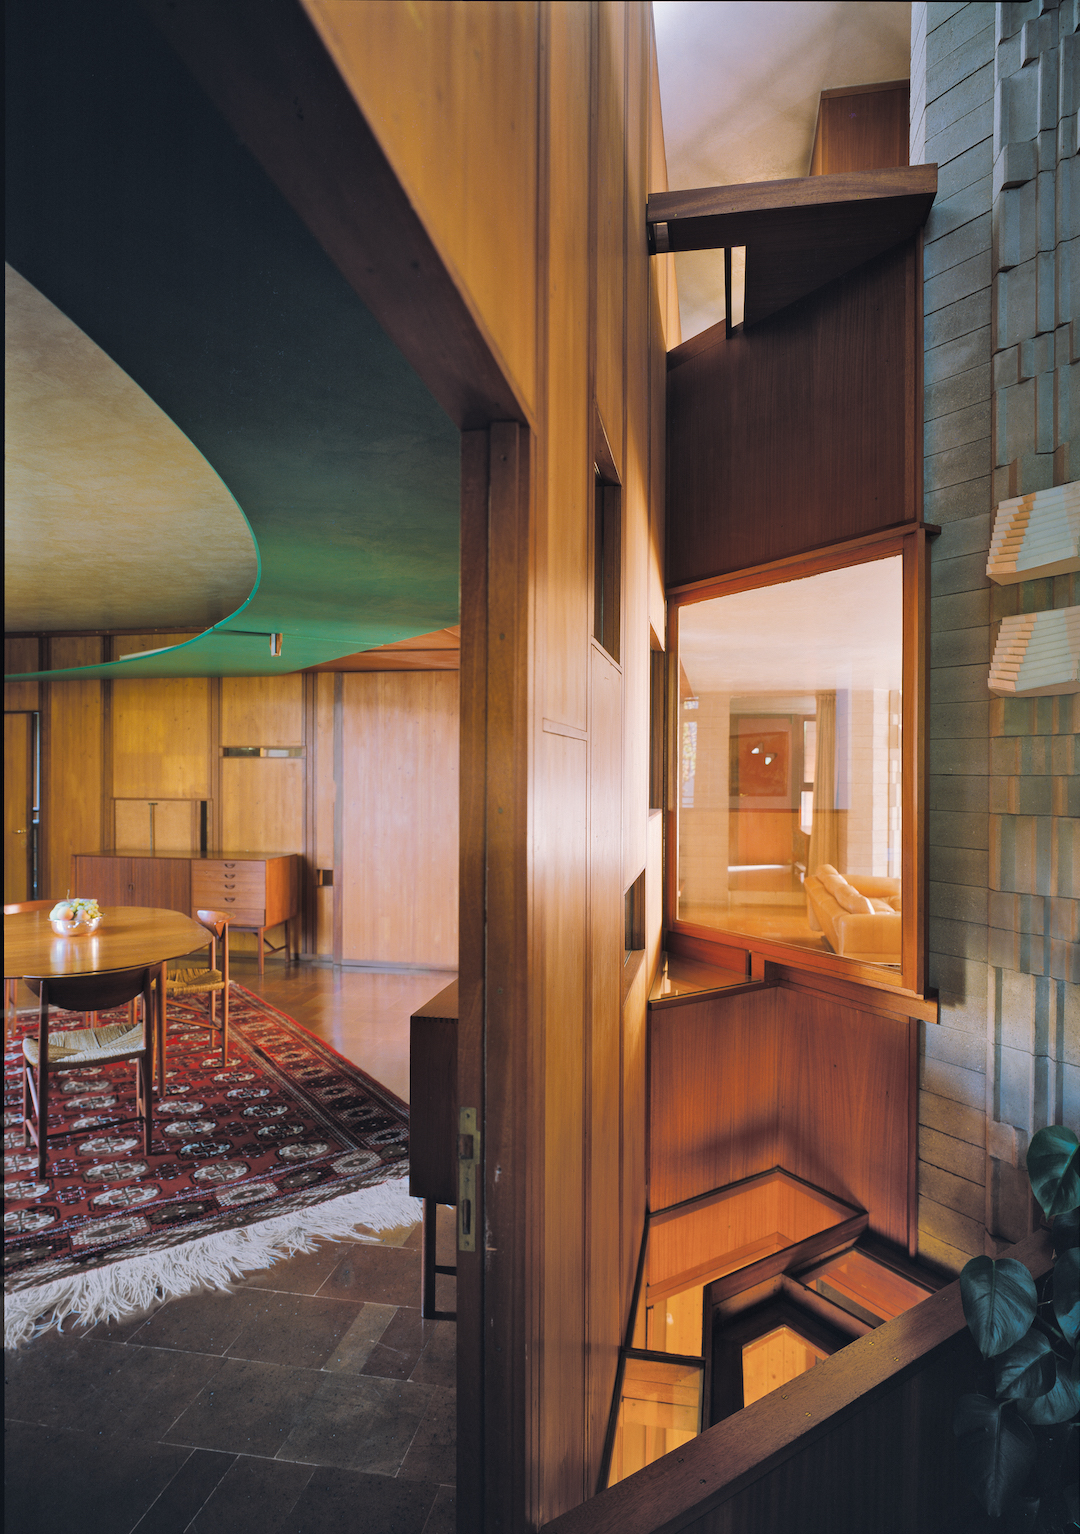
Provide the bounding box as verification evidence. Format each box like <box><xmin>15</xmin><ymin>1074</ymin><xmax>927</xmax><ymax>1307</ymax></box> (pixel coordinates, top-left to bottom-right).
<box><xmin>678</xmin><ymin>556</ymin><xmax>904</xmax><ymax>696</ymax></box>
<box><xmin>4</xmin><ymin>265</ymin><xmax>258</xmax><ymax>634</ymax></box>
<box><xmin>653</xmin><ymin>0</ymin><xmax>912</xmax><ymax>340</ymax></box>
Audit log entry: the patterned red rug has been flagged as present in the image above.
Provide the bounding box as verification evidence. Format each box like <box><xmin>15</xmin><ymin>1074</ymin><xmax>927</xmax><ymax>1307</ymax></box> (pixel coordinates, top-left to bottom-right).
<box><xmin>3</xmin><ymin>984</ymin><xmax>419</xmax><ymax>1347</ymax></box>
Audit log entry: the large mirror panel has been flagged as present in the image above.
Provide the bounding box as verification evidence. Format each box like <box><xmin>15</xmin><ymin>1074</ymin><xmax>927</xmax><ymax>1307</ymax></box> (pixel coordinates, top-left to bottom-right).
<box><xmin>675</xmin><ymin>555</ymin><xmax>904</xmax><ymax>977</ymax></box>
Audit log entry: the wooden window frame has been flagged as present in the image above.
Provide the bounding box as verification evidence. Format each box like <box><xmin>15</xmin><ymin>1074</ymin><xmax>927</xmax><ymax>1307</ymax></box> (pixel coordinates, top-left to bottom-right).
<box><xmin>665</xmin><ymin>525</ymin><xmax>929</xmax><ymax>1002</ymax></box>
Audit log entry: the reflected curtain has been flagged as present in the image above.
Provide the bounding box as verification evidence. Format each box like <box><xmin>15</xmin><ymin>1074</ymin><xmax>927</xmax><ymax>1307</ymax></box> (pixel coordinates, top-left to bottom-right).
<box><xmin>807</xmin><ymin>691</ymin><xmax>841</xmax><ymax>873</ymax></box>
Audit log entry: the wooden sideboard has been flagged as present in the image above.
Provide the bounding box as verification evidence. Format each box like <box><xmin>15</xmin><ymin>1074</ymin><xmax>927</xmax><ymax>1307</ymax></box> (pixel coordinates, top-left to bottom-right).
<box><xmin>71</xmin><ymin>851</ymin><xmax>301</xmax><ymax>974</ymax></box>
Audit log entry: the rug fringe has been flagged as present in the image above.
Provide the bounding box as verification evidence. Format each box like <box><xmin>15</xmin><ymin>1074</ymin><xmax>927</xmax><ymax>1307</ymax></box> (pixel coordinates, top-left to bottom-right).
<box><xmin>4</xmin><ymin>1178</ymin><xmax>422</xmax><ymax>1351</ymax></box>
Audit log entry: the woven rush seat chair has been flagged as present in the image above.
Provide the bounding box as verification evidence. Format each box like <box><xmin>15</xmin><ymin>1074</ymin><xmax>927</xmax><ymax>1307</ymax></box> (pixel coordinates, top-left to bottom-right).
<box><xmin>22</xmin><ymin>967</ymin><xmax>156</xmax><ymax>1179</ymax></box>
<box><xmin>160</xmin><ymin>909</ymin><xmax>230</xmax><ymax>1092</ymax></box>
<box><xmin>5</xmin><ymin>901</ymin><xmax>56</xmax><ymax>1042</ymax></box>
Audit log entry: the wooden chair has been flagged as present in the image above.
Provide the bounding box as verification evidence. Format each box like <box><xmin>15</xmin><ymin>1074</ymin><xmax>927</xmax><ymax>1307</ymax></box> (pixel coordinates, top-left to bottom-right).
<box><xmin>5</xmin><ymin>901</ymin><xmax>59</xmax><ymax>1042</ymax></box>
<box><xmin>22</xmin><ymin>967</ymin><xmax>155</xmax><ymax>1179</ymax></box>
<box><xmin>160</xmin><ymin>909</ymin><xmax>230</xmax><ymax>1092</ymax></box>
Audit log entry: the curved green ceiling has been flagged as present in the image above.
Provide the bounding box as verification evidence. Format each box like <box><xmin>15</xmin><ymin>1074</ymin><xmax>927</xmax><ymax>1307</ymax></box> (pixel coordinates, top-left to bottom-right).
<box><xmin>5</xmin><ymin>0</ymin><xmax>459</xmax><ymax>682</ymax></box>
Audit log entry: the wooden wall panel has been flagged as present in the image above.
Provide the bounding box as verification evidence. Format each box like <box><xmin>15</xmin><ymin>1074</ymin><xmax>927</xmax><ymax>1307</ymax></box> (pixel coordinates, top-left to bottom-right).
<box><xmin>112</xmin><ymin>677</ymin><xmax>211</xmax><ymax>799</ymax></box>
<box><xmin>221</xmin><ymin>674</ymin><xmax>304</xmax><ymax>746</ymax></box>
<box><xmin>314</xmin><ymin>671</ymin><xmax>336</xmax><ymax>956</ymax></box>
<box><xmin>304</xmin><ymin>0</ymin><xmax>539</xmax><ymax>420</ymax></box>
<box><xmin>114</xmin><ymin>798</ymin><xmax>200</xmax><ymax>853</ymax></box>
<box><xmin>595</xmin><ymin>1</ymin><xmax>627</xmax><ymax>474</ymax></box>
<box><xmin>587</xmin><ymin>646</ymin><xmax>624</xmax><ymax>1480</ymax></box>
<box><xmin>219</xmin><ymin>759</ymin><xmax>304</xmax><ymax>855</ymax></box>
<box><xmin>774</xmin><ymin>987</ymin><xmax>913</xmax><ymax>1249</ymax></box>
<box><xmin>810</xmin><ymin>82</ymin><xmax>910</xmax><ymax>176</ymax></box>
<box><xmin>666</xmin><ymin>242</ymin><xmax>917</xmax><ymax>588</ymax></box>
<box><xmin>542</xmin><ymin>0</ymin><xmax>592</xmax><ymax>735</ymax></box>
<box><xmin>620</xmin><ymin>0</ymin><xmax>651</xmax><ymax>890</ymax></box>
<box><xmin>539</xmin><ymin>728</ymin><xmax>589</xmax><ymax>1514</ymax></box>
<box><xmin>649</xmin><ymin>991</ymin><xmax>782</xmax><ymax>1213</ymax></box>
<box><xmin>338</xmin><ymin>671</ymin><xmax>458</xmax><ymax>966</ymax></box>
<box><xmin>4</xmin><ymin>637</ymin><xmax>41</xmax><ymax>711</ymax></box>
<box><xmin>44</xmin><ymin>636</ymin><xmax>103</xmax><ymax>900</ymax></box>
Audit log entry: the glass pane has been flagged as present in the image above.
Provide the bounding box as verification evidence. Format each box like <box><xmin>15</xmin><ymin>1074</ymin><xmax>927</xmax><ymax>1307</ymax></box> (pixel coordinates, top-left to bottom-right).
<box><xmin>676</xmin><ymin>556</ymin><xmax>903</xmax><ymax>971</ymax></box>
<box><xmin>607</xmin><ymin>1355</ymin><xmax>704</xmax><ymax>1487</ymax></box>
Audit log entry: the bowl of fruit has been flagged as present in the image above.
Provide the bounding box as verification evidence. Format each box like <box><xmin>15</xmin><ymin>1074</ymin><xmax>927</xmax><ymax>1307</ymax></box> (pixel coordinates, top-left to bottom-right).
<box><xmin>49</xmin><ymin>899</ymin><xmax>103</xmax><ymax>935</ymax></box>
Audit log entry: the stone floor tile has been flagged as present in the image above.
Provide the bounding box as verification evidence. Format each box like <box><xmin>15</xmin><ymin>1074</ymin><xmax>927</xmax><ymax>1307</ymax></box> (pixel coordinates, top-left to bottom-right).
<box><xmin>409</xmin><ymin>1320</ymin><xmax>455</xmax><ymax>1389</ymax></box>
<box><xmin>238</xmin><ymin>1241</ymin><xmax>361</xmax><ymax>1296</ymax></box>
<box><xmin>421</xmin><ymin>1485</ymin><xmax>457</xmax><ymax>1534</ymax></box>
<box><xmin>276</xmin><ymin>1372</ymin><xmax>432</xmax><ymax>1475</ymax></box>
<box><xmin>362</xmin><ymin>1306</ymin><xmax>428</xmax><ymax>1380</ymax></box>
<box><xmin>165</xmin><ymin>1358</ymin><xmax>323</xmax><ymax>1457</ymax></box>
<box><xmin>320</xmin><ymin>1243</ymin><xmax>421</xmax><ymax>1307</ymax></box>
<box><xmin>398</xmin><ymin>1386</ymin><xmax>456</xmax><ymax>1485</ymax></box>
<box><xmin>321</xmin><ymin>1301</ymin><xmax>397</xmax><ymax>1374</ymax></box>
<box><xmin>186</xmin><ymin>1455</ymin><xmax>314</xmax><ymax>1534</ymax></box>
<box><xmin>126</xmin><ymin>1289</ymin><xmax>255</xmax><ymax>1357</ymax></box>
<box><xmin>224</xmin><ymin>1290</ymin><xmax>362</xmax><ymax>1369</ymax></box>
<box><xmin>3</xmin><ymin>1419</ymin><xmax>191</xmax><ymax>1534</ymax></box>
<box><xmin>271</xmin><ymin>1465</ymin><xmax>437</xmax><ymax>1534</ymax></box>
<box><xmin>130</xmin><ymin>1448</ymin><xmax>236</xmax><ymax>1534</ymax></box>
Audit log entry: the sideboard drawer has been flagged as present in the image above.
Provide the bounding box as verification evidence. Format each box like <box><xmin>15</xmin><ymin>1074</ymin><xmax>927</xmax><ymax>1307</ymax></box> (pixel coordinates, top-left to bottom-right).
<box><xmin>211</xmin><ymin>902</ymin><xmax>266</xmax><ymax>926</ymax></box>
<box><xmin>192</xmin><ymin>863</ymin><xmax>266</xmax><ymax>899</ymax></box>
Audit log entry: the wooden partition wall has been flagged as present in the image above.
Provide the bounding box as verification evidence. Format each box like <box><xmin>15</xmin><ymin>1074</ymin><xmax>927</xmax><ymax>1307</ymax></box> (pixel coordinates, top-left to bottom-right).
<box><xmin>286</xmin><ymin>1</ymin><xmax>676</xmax><ymax>1524</ymax></box>
<box><xmin>2</xmin><ymin>634</ymin><xmax>459</xmax><ymax>969</ymax></box>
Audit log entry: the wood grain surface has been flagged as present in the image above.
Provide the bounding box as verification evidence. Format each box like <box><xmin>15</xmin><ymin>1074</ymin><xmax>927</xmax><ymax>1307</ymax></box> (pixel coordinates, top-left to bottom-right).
<box><xmin>5</xmin><ymin>905</ymin><xmax>208</xmax><ymax>978</ymax></box>
<box><xmin>666</xmin><ymin>241</ymin><xmax>919</xmax><ymax>587</ymax></box>
<box><xmin>537</xmin><ymin>1229</ymin><xmax>1052</xmax><ymax>1534</ymax></box>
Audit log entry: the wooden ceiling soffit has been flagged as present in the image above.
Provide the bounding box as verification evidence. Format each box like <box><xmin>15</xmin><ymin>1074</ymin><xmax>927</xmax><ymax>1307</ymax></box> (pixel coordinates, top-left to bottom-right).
<box><xmin>142</xmin><ymin>0</ymin><xmax>527</xmax><ymax>433</ymax></box>
<box><xmin>648</xmin><ymin>166</ymin><xmax>937</xmax><ymax>328</ymax></box>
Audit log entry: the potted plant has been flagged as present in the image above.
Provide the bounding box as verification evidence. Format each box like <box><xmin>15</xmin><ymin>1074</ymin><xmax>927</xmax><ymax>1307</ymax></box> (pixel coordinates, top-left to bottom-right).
<box><xmin>954</xmin><ymin>1124</ymin><xmax>1079</xmax><ymax>1532</ymax></box>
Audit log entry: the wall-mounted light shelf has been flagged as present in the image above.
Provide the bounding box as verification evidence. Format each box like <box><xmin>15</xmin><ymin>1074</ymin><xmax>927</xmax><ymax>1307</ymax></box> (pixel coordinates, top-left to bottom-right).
<box><xmin>221</xmin><ymin>746</ymin><xmax>304</xmax><ymax>758</ymax></box>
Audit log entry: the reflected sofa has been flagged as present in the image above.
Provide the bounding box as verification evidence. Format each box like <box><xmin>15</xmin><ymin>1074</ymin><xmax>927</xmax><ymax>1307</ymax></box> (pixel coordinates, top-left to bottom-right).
<box><xmin>804</xmin><ymin>864</ymin><xmax>901</xmax><ymax>964</ymax></box>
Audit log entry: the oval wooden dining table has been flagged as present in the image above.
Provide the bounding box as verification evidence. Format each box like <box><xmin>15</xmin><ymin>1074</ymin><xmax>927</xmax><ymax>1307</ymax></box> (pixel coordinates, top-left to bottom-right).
<box><xmin>4</xmin><ymin>905</ymin><xmax>210</xmax><ymax>1089</ymax></box>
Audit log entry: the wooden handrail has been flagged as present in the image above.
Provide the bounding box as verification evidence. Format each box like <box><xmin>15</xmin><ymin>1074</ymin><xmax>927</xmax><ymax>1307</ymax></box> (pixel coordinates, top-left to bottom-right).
<box><xmin>540</xmin><ymin>1228</ymin><xmax>1052</xmax><ymax>1534</ymax></box>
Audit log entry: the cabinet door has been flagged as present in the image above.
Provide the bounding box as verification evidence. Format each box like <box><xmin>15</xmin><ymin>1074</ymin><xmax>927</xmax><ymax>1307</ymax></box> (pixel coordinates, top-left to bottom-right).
<box><xmin>130</xmin><ymin>856</ymin><xmax>192</xmax><ymax>915</ymax></box>
<box><xmin>73</xmin><ymin>856</ymin><xmax>133</xmax><ymax>906</ymax></box>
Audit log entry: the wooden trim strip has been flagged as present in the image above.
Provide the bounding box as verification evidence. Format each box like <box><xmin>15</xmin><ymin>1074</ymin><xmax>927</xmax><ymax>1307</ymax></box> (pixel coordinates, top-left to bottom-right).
<box><xmin>543</xmin><ymin>717</ymin><xmax>589</xmax><ymax>741</ymax></box>
<box><xmin>666</xmin><ymin>524</ymin><xmax>917</xmax><ymax>605</ymax></box>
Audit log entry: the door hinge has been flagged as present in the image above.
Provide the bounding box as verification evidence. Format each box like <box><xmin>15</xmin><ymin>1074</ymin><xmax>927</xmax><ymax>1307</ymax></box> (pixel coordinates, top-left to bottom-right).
<box><xmin>458</xmin><ymin>1106</ymin><xmax>478</xmax><ymax>1253</ymax></box>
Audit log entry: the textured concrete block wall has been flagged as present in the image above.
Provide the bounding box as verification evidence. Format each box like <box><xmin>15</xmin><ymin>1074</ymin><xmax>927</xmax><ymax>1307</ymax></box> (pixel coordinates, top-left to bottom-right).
<box><xmin>913</xmin><ymin>0</ymin><xmax>1079</xmax><ymax>1275</ymax></box>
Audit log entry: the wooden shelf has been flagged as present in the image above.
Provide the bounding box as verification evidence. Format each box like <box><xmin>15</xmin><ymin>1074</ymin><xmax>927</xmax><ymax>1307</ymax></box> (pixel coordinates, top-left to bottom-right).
<box><xmin>649</xmin><ymin>951</ymin><xmax>770</xmax><ymax>1011</ymax></box>
<box><xmin>648</xmin><ymin>166</ymin><xmax>937</xmax><ymax>328</ymax></box>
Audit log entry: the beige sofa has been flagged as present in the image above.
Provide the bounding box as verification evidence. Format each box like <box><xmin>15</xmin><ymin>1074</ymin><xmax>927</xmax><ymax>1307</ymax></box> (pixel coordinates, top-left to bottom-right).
<box><xmin>804</xmin><ymin>864</ymin><xmax>901</xmax><ymax>964</ymax></box>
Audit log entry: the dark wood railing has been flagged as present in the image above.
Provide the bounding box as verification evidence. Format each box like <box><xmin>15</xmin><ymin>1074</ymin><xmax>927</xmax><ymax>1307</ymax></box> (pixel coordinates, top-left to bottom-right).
<box><xmin>540</xmin><ymin>1228</ymin><xmax>1052</xmax><ymax>1534</ymax></box>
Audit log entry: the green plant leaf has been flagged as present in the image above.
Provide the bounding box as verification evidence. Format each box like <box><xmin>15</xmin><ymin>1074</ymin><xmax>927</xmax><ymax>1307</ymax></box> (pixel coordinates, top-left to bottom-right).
<box><xmin>1052</xmin><ymin>1247</ymin><xmax>1079</xmax><ymax>1346</ymax></box>
<box><xmin>961</xmin><ymin>1256</ymin><xmax>1038</xmax><ymax>1356</ymax></box>
<box><xmin>954</xmin><ymin>1393</ymin><xmax>1036</xmax><ymax>1518</ymax></box>
<box><xmin>996</xmin><ymin>1331</ymin><xmax>1057</xmax><ymax>1400</ymax></box>
<box><xmin>1027</xmin><ymin>1127</ymin><xmax>1080</xmax><ymax>1221</ymax></box>
<box><xmin>1052</xmin><ymin>1207</ymin><xmax>1079</xmax><ymax>1254</ymax></box>
<box><xmin>1015</xmin><ymin>1357</ymin><xmax>1080</xmax><ymax>1426</ymax></box>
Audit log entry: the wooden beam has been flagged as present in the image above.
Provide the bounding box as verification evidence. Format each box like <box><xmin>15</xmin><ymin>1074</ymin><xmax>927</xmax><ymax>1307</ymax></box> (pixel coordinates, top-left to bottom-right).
<box><xmin>141</xmin><ymin>0</ymin><xmax>528</xmax><ymax>431</ymax></box>
<box><xmin>648</xmin><ymin>167</ymin><xmax>936</xmax><ymax>327</ymax></box>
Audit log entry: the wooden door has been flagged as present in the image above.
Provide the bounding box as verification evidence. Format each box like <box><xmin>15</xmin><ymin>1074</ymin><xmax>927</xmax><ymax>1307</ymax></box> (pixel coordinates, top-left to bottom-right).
<box><xmin>130</xmin><ymin>855</ymin><xmax>192</xmax><ymax>916</ymax></box>
<box><xmin>73</xmin><ymin>855</ymin><xmax>133</xmax><ymax>907</ymax></box>
<box><xmin>4</xmin><ymin>712</ymin><xmax>34</xmax><ymax>902</ymax></box>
